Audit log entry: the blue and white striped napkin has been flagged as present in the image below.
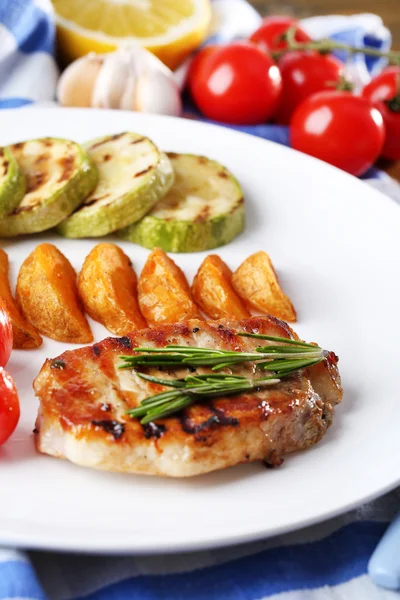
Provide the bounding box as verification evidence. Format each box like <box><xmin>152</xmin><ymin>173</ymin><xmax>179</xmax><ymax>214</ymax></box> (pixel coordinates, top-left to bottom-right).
<box><xmin>0</xmin><ymin>2</ymin><xmax>399</xmax><ymax>599</ymax></box>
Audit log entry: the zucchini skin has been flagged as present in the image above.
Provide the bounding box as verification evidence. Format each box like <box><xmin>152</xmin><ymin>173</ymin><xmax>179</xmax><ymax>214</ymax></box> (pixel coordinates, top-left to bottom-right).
<box><xmin>119</xmin><ymin>153</ymin><xmax>245</xmax><ymax>253</ymax></box>
<box><xmin>57</xmin><ymin>153</ymin><xmax>174</xmax><ymax>238</ymax></box>
<box><xmin>0</xmin><ymin>140</ymin><xmax>98</xmax><ymax>237</ymax></box>
<box><xmin>56</xmin><ymin>136</ymin><xmax>175</xmax><ymax>238</ymax></box>
<box><xmin>119</xmin><ymin>202</ymin><xmax>245</xmax><ymax>252</ymax></box>
<box><xmin>0</xmin><ymin>147</ymin><xmax>26</xmax><ymax>216</ymax></box>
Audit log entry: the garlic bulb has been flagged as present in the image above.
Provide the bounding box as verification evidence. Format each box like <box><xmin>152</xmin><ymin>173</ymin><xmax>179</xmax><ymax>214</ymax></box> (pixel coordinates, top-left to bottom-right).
<box><xmin>57</xmin><ymin>47</ymin><xmax>182</xmax><ymax>117</ymax></box>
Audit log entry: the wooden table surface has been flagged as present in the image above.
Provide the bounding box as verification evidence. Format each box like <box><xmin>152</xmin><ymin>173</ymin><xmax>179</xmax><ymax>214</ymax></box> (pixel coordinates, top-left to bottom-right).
<box><xmin>248</xmin><ymin>0</ymin><xmax>400</xmax><ymax>181</ymax></box>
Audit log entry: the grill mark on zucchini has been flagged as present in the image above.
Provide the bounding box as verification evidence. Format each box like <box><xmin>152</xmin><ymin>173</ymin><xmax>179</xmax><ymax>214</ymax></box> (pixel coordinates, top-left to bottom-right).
<box><xmin>91</xmin><ymin>133</ymin><xmax>125</xmax><ymax>149</ymax></box>
<box><xmin>58</xmin><ymin>154</ymin><xmax>76</xmax><ymax>182</ymax></box>
<box><xmin>26</xmin><ymin>171</ymin><xmax>48</xmax><ymax>195</ymax></box>
<box><xmin>118</xmin><ymin>153</ymin><xmax>245</xmax><ymax>253</ymax></box>
<box><xmin>83</xmin><ymin>194</ymin><xmax>108</xmax><ymax>206</ymax></box>
<box><xmin>134</xmin><ymin>166</ymin><xmax>152</xmax><ymax>177</ymax></box>
<box><xmin>130</xmin><ymin>137</ymin><xmax>145</xmax><ymax>145</ymax></box>
<box><xmin>0</xmin><ymin>138</ymin><xmax>98</xmax><ymax>236</ymax></box>
<box><xmin>0</xmin><ymin>150</ymin><xmax>8</xmax><ymax>175</ymax></box>
<box><xmin>56</xmin><ymin>132</ymin><xmax>174</xmax><ymax>238</ymax></box>
<box><xmin>0</xmin><ymin>146</ymin><xmax>26</xmax><ymax>216</ymax></box>
<box><xmin>35</xmin><ymin>152</ymin><xmax>50</xmax><ymax>165</ymax></box>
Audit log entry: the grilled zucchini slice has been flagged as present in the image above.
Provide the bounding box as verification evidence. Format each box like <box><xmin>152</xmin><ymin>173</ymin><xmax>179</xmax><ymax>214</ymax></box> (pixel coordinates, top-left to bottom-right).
<box><xmin>0</xmin><ymin>147</ymin><xmax>26</xmax><ymax>216</ymax></box>
<box><xmin>0</xmin><ymin>138</ymin><xmax>97</xmax><ymax>237</ymax></box>
<box><xmin>56</xmin><ymin>132</ymin><xmax>174</xmax><ymax>238</ymax></box>
<box><xmin>118</xmin><ymin>153</ymin><xmax>245</xmax><ymax>253</ymax></box>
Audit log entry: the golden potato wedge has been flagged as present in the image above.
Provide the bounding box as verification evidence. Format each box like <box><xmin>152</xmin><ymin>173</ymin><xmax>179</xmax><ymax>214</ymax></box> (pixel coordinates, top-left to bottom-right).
<box><xmin>0</xmin><ymin>248</ymin><xmax>42</xmax><ymax>349</ymax></box>
<box><xmin>78</xmin><ymin>243</ymin><xmax>147</xmax><ymax>335</ymax></box>
<box><xmin>192</xmin><ymin>255</ymin><xmax>250</xmax><ymax>320</ymax></box>
<box><xmin>232</xmin><ymin>251</ymin><xmax>297</xmax><ymax>322</ymax></box>
<box><xmin>138</xmin><ymin>248</ymin><xmax>200</xmax><ymax>325</ymax></box>
<box><xmin>16</xmin><ymin>243</ymin><xmax>93</xmax><ymax>343</ymax></box>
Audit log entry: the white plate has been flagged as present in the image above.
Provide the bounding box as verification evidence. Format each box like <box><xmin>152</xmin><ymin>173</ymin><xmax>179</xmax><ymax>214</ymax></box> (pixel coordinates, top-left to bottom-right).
<box><xmin>0</xmin><ymin>107</ymin><xmax>399</xmax><ymax>555</ymax></box>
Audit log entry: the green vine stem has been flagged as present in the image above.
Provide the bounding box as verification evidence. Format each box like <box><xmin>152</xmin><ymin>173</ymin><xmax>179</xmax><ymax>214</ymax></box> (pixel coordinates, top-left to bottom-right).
<box><xmin>272</xmin><ymin>27</ymin><xmax>400</xmax><ymax>67</ymax></box>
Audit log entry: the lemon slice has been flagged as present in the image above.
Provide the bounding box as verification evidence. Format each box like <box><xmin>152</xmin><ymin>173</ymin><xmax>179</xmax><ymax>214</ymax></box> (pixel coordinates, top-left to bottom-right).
<box><xmin>52</xmin><ymin>0</ymin><xmax>211</xmax><ymax>69</ymax></box>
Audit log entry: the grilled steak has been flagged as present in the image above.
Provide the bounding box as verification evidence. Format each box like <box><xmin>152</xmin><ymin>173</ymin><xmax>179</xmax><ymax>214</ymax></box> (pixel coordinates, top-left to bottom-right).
<box><xmin>34</xmin><ymin>316</ymin><xmax>342</xmax><ymax>477</ymax></box>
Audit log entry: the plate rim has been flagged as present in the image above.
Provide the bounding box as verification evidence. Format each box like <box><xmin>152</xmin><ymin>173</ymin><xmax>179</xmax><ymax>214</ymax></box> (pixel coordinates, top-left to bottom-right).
<box><xmin>0</xmin><ymin>476</ymin><xmax>399</xmax><ymax>554</ymax></box>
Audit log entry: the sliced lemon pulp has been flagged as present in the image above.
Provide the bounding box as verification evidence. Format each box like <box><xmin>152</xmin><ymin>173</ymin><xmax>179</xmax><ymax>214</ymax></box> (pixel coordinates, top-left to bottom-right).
<box><xmin>52</xmin><ymin>0</ymin><xmax>211</xmax><ymax>69</ymax></box>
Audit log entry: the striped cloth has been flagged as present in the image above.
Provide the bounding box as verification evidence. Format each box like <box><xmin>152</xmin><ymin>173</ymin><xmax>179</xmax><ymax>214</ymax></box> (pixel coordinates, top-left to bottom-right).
<box><xmin>0</xmin><ymin>2</ymin><xmax>399</xmax><ymax>599</ymax></box>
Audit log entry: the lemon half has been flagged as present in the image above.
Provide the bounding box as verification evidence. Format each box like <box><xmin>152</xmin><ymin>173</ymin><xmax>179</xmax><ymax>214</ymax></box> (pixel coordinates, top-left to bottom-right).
<box><xmin>52</xmin><ymin>0</ymin><xmax>212</xmax><ymax>70</ymax></box>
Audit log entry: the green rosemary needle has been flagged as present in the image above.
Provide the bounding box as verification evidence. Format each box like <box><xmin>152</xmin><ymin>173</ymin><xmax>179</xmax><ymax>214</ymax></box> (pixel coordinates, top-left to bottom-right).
<box><xmin>120</xmin><ymin>334</ymin><xmax>327</xmax><ymax>424</ymax></box>
<box><xmin>126</xmin><ymin>373</ymin><xmax>281</xmax><ymax>424</ymax></box>
<box><xmin>119</xmin><ymin>336</ymin><xmax>324</xmax><ymax>372</ymax></box>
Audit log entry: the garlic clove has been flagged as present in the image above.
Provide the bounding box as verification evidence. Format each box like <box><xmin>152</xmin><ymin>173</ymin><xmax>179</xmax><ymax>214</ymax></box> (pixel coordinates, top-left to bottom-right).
<box><xmin>92</xmin><ymin>50</ymin><xmax>132</xmax><ymax>109</ymax></box>
<box><xmin>57</xmin><ymin>54</ymin><xmax>103</xmax><ymax>107</ymax></box>
<box><xmin>134</xmin><ymin>69</ymin><xmax>182</xmax><ymax>116</ymax></box>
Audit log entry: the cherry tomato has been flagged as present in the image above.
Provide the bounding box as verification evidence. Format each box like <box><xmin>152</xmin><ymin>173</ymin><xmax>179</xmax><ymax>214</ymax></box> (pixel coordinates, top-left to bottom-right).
<box><xmin>274</xmin><ymin>51</ymin><xmax>343</xmax><ymax>125</ymax></box>
<box><xmin>186</xmin><ymin>45</ymin><xmax>219</xmax><ymax>91</ymax></box>
<box><xmin>0</xmin><ymin>367</ymin><xmax>19</xmax><ymax>446</ymax></box>
<box><xmin>291</xmin><ymin>91</ymin><xmax>385</xmax><ymax>176</ymax></box>
<box><xmin>0</xmin><ymin>302</ymin><xmax>12</xmax><ymax>367</ymax></box>
<box><xmin>362</xmin><ymin>67</ymin><xmax>400</xmax><ymax>161</ymax></box>
<box><xmin>250</xmin><ymin>16</ymin><xmax>311</xmax><ymax>52</ymax></box>
<box><xmin>188</xmin><ymin>41</ymin><xmax>282</xmax><ymax>125</ymax></box>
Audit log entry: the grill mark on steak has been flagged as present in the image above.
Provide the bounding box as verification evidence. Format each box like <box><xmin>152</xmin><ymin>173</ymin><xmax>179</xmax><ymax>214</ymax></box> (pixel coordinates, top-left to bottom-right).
<box><xmin>50</xmin><ymin>359</ymin><xmax>66</xmax><ymax>370</ymax></box>
<box><xmin>116</xmin><ymin>336</ymin><xmax>132</xmax><ymax>349</ymax></box>
<box><xmin>142</xmin><ymin>422</ymin><xmax>166</xmax><ymax>439</ymax></box>
<box><xmin>210</xmin><ymin>407</ymin><xmax>239</xmax><ymax>427</ymax></box>
<box><xmin>181</xmin><ymin>407</ymin><xmax>239</xmax><ymax>435</ymax></box>
<box><xmin>92</xmin><ymin>420</ymin><xmax>125</xmax><ymax>440</ymax></box>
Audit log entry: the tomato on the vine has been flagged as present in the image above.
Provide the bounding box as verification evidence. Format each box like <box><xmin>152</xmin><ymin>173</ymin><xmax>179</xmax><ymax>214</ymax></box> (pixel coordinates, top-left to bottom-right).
<box><xmin>0</xmin><ymin>367</ymin><xmax>19</xmax><ymax>446</ymax></box>
<box><xmin>291</xmin><ymin>91</ymin><xmax>385</xmax><ymax>176</ymax></box>
<box><xmin>362</xmin><ymin>67</ymin><xmax>400</xmax><ymax>161</ymax></box>
<box><xmin>186</xmin><ymin>45</ymin><xmax>219</xmax><ymax>91</ymax></box>
<box><xmin>188</xmin><ymin>41</ymin><xmax>282</xmax><ymax>125</ymax></box>
<box><xmin>250</xmin><ymin>16</ymin><xmax>311</xmax><ymax>52</ymax></box>
<box><xmin>0</xmin><ymin>302</ymin><xmax>12</xmax><ymax>367</ymax></box>
<box><xmin>274</xmin><ymin>51</ymin><xmax>344</xmax><ymax>125</ymax></box>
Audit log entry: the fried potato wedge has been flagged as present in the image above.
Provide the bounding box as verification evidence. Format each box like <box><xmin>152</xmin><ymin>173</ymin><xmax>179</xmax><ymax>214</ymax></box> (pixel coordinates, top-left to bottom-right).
<box><xmin>192</xmin><ymin>255</ymin><xmax>250</xmax><ymax>320</ymax></box>
<box><xmin>138</xmin><ymin>248</ymin><xmax>200</xmax><ymax>325</ymax></box>
<box><xmin>232</xmin><ymin>251</ymin><xmax>297</xmax><ymax>322</ymax></box>
<box><xmin>16</xmin><ymin>243</ymin><xmax>93</xmax><ymax>343</ymax></box>
<box><xmin>78</xmin><ymin>243</ymin><xmax>147</xmax><ymax>335</ymax></box>
<box><xmin>0</xmin><ymin>248</ymin><xmax>42</xmax><ymax>349</ymax></box>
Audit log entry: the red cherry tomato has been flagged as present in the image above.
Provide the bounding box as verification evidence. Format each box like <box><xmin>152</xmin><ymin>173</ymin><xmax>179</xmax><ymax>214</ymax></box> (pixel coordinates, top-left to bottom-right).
<box><xmin>0</xmin><ymin>302</ymin><xmax>12</xmax><ymax>367</ymax></box>
<box><xmin>274</xmin><ymin>51</ymin><xmax>343</xmax><ymax>125</ymax></box>
<box><xmin>291</xmin><ymin>91</ymin><xmax>385</xmax><ymax>176</ymax></box>
<box><xmin>188</xmin><ymin>41</ymin><xmax>282</xmax><ymax>125</ymax></box>
<box><xmin>186</xmin><ymin>45</ymin><xmax>219</xmax><ymax>91</ymax></box>
<box><xmin>362</xmin><ymin>67</ymin><xmax>400</xmax><ymax>161</ymax></box>
<box><xmin>0</xmin><ymin>367</ymin><xmax>19</xmax><ymax>446</ymax></box>
<box><xmin>250</xmin><ymin>16</ymin><xmax>311</xmax><ymax>52</ymax></box>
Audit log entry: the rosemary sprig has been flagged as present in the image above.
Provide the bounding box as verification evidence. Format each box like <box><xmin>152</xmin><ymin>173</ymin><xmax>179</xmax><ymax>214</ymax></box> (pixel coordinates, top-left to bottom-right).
<box><xmin>120</xmin><ymin>334</ymin><xmax>327</xmax><ymax>424</ymax></box>
<box><xmin>119</xmin><ymin>336</ymin><xmax>324</xmax><ymax>372</ymax></box>
<box><xmin>126</xmin><ymin>373</ymin><xmax>281</xmax><ymax>424</ymax></box>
